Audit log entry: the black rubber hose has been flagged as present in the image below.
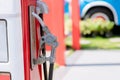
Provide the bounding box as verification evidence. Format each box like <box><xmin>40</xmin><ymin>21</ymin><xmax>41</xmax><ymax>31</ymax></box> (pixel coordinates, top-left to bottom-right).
<box><xmin>39</xmin><ymin>14</ymin><xmax>47</xmax><ymax>80</ymax></box>
<box><xmin>48</xmin><ymin>63</ymin><xmax>54</xmax><ymax>80</ymax></box>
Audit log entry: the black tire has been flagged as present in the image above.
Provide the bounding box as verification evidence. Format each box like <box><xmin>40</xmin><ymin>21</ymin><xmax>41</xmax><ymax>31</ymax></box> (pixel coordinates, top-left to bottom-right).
<box><xmin>84</xmin><ymin>7</ymin><xmax>114</xmax><ymax>21</ymax></box>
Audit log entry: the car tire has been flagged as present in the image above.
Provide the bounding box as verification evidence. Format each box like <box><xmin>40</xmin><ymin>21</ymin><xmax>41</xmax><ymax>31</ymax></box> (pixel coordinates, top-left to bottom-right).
<box><xmin>84</xmin><ymin>7</ymin><xmax>114</xmax><ymax>21</ymax></box>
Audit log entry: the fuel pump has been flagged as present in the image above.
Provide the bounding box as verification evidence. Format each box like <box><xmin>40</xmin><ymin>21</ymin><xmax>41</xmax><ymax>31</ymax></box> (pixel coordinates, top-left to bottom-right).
<box><xmin>0</xmin><ymin>0</ymin><xmax>58</xmax><ymax>80</ymax></box>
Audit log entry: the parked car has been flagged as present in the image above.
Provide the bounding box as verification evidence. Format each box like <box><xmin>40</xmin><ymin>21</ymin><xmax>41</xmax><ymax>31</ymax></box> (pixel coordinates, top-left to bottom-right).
<box><xmin>64</xmin><ymin>0</ymin><xmax>120</xmax><ymax>34</ymax></box>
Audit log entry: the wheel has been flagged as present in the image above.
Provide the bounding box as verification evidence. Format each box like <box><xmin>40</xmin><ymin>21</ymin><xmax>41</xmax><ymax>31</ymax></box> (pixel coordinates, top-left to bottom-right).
<box><xmin>84</xmin><ymin>7</ymin><xmax>114</xmax><ymax>21</ymax></box>
<box><xmin>84</xmin><ymin>7</ymin><xmax>114</xmax><ymax>36</ymax></box>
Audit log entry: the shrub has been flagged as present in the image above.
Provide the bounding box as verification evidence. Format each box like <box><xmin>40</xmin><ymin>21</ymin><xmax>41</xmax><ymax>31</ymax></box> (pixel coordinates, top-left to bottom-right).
<box><xmin>64</xmin><ymin>18</ymin><xmax>114</xmax><ymax>36</ymax></box>
<box><xmin>80</xmin><ymin>19</ymin><xmax>114</xmax><ymax>36</ymax></box>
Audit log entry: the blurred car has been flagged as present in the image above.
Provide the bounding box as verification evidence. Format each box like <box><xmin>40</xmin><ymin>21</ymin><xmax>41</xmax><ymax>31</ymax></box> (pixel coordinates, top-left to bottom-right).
<box><xmin>64</xmin><ymin>0</ymin><xmax>120</xmax><ymax>33</ymax></box>
<box><xmin>80</xmin><ymin>0</ymin><xmax>120</xmax><ymax>26</ymax></box>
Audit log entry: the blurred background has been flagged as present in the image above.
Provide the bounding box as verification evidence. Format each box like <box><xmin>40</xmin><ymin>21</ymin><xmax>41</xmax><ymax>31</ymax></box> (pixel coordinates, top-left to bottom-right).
<box><xmin>53</xmin><ymin>0</ymin><xmax>120</xmax><ymax>80</ymax></box>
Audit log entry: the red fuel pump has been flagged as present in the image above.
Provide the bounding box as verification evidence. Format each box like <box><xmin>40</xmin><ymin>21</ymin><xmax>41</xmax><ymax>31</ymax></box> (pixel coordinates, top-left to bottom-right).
<box><xmin>0</xmin><ymin>0</ymin><xmax>58</xmax><ymax>80</ymax></box>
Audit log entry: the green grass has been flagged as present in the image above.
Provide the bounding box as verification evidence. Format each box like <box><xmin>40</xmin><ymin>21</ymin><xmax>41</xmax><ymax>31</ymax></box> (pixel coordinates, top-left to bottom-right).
<box><xmin>65</xmin><ymin>36</ymin><xmax>120</xmax><ymax>49</ymax></box>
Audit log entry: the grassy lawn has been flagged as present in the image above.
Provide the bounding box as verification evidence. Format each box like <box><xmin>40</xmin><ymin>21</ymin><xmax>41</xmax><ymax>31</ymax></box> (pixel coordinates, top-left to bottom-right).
<box><xmin>65</xmin><ymin>36</ymin><xmax>120</xmax><ymax>49</ymax></box>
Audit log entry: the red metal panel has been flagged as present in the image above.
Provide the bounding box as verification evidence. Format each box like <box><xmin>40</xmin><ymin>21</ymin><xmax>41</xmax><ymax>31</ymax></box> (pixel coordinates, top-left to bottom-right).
<box><xmin>21</xmin><ymin>1</ymin><xmax>31</xmax><ymax>80</ymax></box>
<box><xmin>43</xmin><ymin>0</ymin><xmax>65</xmax><ymax>65</ymax></box>
<box><xmin>71</xmin><ymin>0</ymin><xmax>80</xmax><ymax>49</ymax></box>
<box><xmin>0</xmin><ymin>73</ymin><xmax>10</xmax><ymax>80</ymax></box>
<box><xmin>21</xmin><ymin>0</ymin><xmax>42</xmax><ymax>80</ymax></box>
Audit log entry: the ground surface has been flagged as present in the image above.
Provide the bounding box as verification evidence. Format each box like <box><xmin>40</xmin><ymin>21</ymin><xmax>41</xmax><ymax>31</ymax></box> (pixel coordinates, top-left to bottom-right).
<box><xmin>53</xmin><ymin>50</ymin><xmax>120</xmax><ymax>80</ymax></box>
